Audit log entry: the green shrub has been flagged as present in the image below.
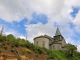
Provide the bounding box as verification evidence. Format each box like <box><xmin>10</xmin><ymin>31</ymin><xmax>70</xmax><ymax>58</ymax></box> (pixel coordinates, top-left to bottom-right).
<box><xmin>0</xmin><ymin>44</ymin><xmax>3</xmax><ymax>48</ymax></box>
<box><xmin>17</xmin><ymin>55</ymin><xmax>21</xmax><ymax>60</ymax></box>
<box><xmin>10</xmin><ymin>48</ymin><xmax>15</xmax><ymax>52</ymax></box>
<box><xmin>36</xmin><ymin>53</ymin><xmax>39</xmax><ymax>57</ymax></box>
<box><xmin>0</xmin><ymin>34</ymin><xmax>6</xmax><ymax>42</ymax></box>
<box><xmin>0</xmin><ymin>50</ymin><xmax>2</xmax><ymax>54</ymax></box>
<box><xmin>23</xmin><ymin>48</ymin><xmax>31</xmax><ymax>54</ymax></box>
<box><xmin>47</xmin><ymin>50</ymin><xmax>54</xmax><ymax>59</ymax></box>
<box><xmin>6</xmin><ymin>34</ymin><xmax>15</xmax><ymax>44</ymax></box>
<box><xmin>32</xmin><ymin>46</ymin><xmax>45</xmax><ymax>54</ymax></box>
<box><xmin>14</xmin><ymin>44</ymin><xmax>19</xmax><ymax>47</ymax></box>
<box><xmin>3</xmin><ymin>46</ymin><xmax>7</xmax><ymax>50</ymax></box>
<box><xmin>0</xmin><ymin>43</ymin><xmax>5</xmax><ymax>48</ymax></box>
<box><xmin>11</xmin><ymin>45</ymin><xmax>15</xmax><ymax>48</ymax></box>
<box><xmin>2</xmin><ymin>42</ymin><xmax>5</xmax><ymax>46</ymax></box>
<box><xmin>21</xmin><ymin>51</ymin><xmax>25</xmax><ymax>55</ymax></box>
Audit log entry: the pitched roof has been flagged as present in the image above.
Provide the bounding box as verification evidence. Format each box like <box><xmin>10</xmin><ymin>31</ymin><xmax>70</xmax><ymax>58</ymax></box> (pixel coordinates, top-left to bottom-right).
<box><xmin>55</xmin><ymin>27</ymin><xmax>61</xmax><ymax>36</ymax></box>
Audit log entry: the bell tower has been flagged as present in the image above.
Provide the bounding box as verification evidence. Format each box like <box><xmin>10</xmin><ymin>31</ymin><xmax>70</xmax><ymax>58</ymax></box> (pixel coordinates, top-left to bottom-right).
<box><xmin>54</xmin><ymin>27</ymin><xmax>63</xmax><ymax>40</ymax></box>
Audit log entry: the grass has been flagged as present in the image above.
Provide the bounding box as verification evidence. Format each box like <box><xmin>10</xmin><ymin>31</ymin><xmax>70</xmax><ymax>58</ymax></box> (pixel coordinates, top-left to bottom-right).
<box><xmin>52</xmin><ymin>50</ymin><xmax>67</xmax><ymax>60</ymax></box>
<box><xmin>0</xmin><ymin>34</ymin><xmax>80</xmax><ymax>60</ymax></box>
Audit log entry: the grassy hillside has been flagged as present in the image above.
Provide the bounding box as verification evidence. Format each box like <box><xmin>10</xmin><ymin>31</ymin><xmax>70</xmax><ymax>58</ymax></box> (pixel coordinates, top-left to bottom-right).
<box><xmin>0</xmin><ymin>34</ymin><xmax>80</xmax><ymax>60</ymax></box>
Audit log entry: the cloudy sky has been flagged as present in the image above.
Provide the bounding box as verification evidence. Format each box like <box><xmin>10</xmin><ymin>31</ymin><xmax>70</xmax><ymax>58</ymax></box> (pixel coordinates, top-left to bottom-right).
<box><xmin>0</xmin><ymin>0</ymin><xmax>80</xmax><ymax>51</ymax></box>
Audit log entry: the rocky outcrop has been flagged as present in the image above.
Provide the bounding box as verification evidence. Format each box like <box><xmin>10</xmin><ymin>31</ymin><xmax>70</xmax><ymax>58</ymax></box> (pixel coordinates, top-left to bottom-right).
<box><xmin>20</xmin><ymin>55</ymin><xmax>33</xmax><ymax>60</ymax></box>
<box><xmin>0</xmin><ymin>54</ymin><xmax>33</xmax><ymax>60</ymax></box>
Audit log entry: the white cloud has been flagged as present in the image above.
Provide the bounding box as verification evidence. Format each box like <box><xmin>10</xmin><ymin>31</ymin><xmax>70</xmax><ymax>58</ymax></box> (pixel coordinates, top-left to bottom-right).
<box><xmin>23</xmin><ymin>0</ymin><xmax>72</xmax><ymax>24</ymax></box>
<box><xmin>77</xmin><ymin>46</ymin><xmax>80</xmax><ymax>52</ymax></box>
<box><xmin>4</xmin><ymin>28</ymin><xmax>25</xmax><ymax>39</ymax></box>
<box><xmin>0</xmin><ymin>0</ymin><xmax>33</xmax><ymax>22</ymax></box>
<box><xmin>1</xmin><ymin>0</ymin><xmax>80</xmax><ymax>51</ymax></box>
<box><xmin>73</xmin><ymin>10</ymin><xmax>80</xmax><ymax>26</ymax></box>
<box><xmin>0</xmin><ymin>0</ymin><xmax>75</xmax><ymax>23</ymax></box>
<box><xmin>0</xmin><ymin>0</ymin><xmax>80</xmax><ymax>24</ymax></box>
<box><xmin>25</xmin><ymin>23</ymin><xmax>56</xmax><ymax>42</ymax></box>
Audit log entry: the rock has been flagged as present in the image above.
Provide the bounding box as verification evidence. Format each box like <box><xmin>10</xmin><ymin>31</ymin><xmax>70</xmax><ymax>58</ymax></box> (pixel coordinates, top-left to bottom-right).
<box><xmin>20</xmin><ymin>55</ymin><xmax>33</xmax><ymax>60</ymax></box>
<box><xmin>0</xmin><ymin>56</ymin><xmax>4</xmax><ymax>60</ymax></box>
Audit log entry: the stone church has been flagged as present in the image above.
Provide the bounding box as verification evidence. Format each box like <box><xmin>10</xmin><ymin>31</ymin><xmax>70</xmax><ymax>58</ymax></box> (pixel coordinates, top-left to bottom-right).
<box><xmin>34</xmin><ymin>27</ymin><xmax>66</xmax><ymax>50</ymax></box>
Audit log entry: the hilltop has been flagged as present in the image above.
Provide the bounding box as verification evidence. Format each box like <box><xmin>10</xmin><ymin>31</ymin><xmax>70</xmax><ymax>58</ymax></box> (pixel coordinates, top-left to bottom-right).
<box><xmin>0</xmin><ymin>34</ymin><xmax>80</xmax><ymax>60</ymax></box>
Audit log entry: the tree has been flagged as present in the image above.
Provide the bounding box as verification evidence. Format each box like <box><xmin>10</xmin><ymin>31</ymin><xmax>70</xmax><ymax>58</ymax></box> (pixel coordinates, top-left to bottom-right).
<box><xmin>6</xmin><ymin>34</ymin><xmax>15</xmax><ymax>43</ymax></box>
<box><xmin>66</xmin><ymin>43</ymin><xmax>77</xmax><ymax>57</ymax></box>
<box><xmin>0</xmin><ymin>26</ymin><xmax>4</xmax><ymax>35</ymax></box>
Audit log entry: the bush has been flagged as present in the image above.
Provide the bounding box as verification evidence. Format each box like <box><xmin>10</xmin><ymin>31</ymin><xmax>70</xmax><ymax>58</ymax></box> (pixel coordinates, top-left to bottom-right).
<box><xmin>10</xmin><ymin>48</ymin><xmax>15</xmax><ymax>52</ymax></box>
<box><xmin>3</xmin><ymin>46</ymin><xmax>7</xmax><ymax>50</ymax></box>
<box><xmin>2</xmin><ymin>42</ymin><xmax>5</xmax><ymax>46</ymax></box>
<box><xmin>0</xmin><ymin>34</ymin><xmax>6</xmax><ymax>42</ymax></box>
<box><xmin>17</xmin><ymin>55</ymin><xmax>21</xmax><ymax>60</ymax></box>
<box><xmin>23</xmin><ymin>48</ymin><xmax>31</xmax><ymax>54</ymax></box>
<box><xmin>47</xmin><ymin>50</ymin><xmax>54</xmax><ymax>59</ymax></box>
<box><xmin>36</xmin><ymin>53</ymin><xmax>39</xmax><ymax>57</ymax></box>
<box><xmin>0</xmin><ymin>44</ymin><xmax>3</xmax><ymax>48</ymax></box>
<box><xmin>0</xmin><ymin>50</ymin><xmax>2</xmax><ymax>54</ymax></box>
<box><xmin>6</xmin><ymin>34</ymin><xmax>15</xmax><ymax>43</ymax></box>
<box><xmin>32</xmin><ymin>46</ymin><xmax>45</xmax><ymax>54</ymax></box>
<box><xmin>21</xmin><ymin>51</ymin><xmax>25</xmax><ymax>55</ymax></box>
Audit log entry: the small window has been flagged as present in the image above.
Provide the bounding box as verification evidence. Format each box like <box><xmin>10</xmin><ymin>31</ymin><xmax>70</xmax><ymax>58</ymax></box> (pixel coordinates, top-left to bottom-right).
<box><xmin>43</xmin><ymin>41</ymin><xmax>45</xmax><ymax>47</ymax></box>
<box><xmin>37</xmin><ymin>41</ymin><xmax>38</xmax><ymax>46</ymax></box>
<box><xmin>53</xmin><ymin>46</ymin><xmax>54</xmax><ymax>49</ymax></box>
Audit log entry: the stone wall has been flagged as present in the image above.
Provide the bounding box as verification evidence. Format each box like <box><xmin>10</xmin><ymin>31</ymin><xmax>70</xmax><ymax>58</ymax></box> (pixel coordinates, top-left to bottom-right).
<box><xmin>34</xmin><ymin>37</ymin><xmax>50</xmax><ymax>49</ymax></box>
<box><xmin>52</xmin><ymin>44</ymin><xmax>61</xmax><ymax>50</ymax></box>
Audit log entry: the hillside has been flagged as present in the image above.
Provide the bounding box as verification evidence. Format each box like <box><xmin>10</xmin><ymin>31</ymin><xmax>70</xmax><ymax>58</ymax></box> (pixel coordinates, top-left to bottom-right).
<box><xmin>0</xmin><ymin>34</ymin><xmax>80</xmax><ymax>60</ymax></box>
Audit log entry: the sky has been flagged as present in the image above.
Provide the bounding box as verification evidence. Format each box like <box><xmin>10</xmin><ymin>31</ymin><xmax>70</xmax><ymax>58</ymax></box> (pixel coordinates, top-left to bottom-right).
<box><xmin>0</xmin><ymin>0</ymin><xmax>80</xmax><ymax>51</ymax></box>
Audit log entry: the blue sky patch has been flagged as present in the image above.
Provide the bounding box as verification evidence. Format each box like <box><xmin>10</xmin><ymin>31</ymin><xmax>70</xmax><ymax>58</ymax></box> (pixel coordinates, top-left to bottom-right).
<box><xmin>70</xmin><ymin>7</ymin><xmax>80</xmax><ymax>18</ymax></box>
<box><xmin>12</xmin><ymin>18</ymin><xmax>27</xmax><ymax>35</ymax></box>
<box><xmin>0</xmin><ymin>18</ymin><xmax>28</xmax><ymax>35</ymax></box>
<box><xmin>68</xmin><ymin>22</ymin><xmax>75</xmax><ymax>29</ymax></box>
<box><xmin>30</xmin><ymin>13</ymin><xmax>48</xmax><ymax>24</ymax></box>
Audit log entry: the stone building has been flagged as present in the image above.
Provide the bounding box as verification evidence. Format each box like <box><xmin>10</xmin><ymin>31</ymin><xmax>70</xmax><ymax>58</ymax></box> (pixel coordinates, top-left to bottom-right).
<box><xmin>34</xmin><ymin>27</ymin><xmax>66</xmax><ymax>50</ymax></box>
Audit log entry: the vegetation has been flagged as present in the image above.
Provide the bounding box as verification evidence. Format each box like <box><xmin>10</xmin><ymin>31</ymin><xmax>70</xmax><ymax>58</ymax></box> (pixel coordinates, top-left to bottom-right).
<box><xmin>22</xmin><ymin>48</ymin><xmax>31</xmax><ymax>54</ymax></box>
<box><xmin>0</xmin><ymin>33</ymin><xmax>80</xmax><ymax>60</ymax></box>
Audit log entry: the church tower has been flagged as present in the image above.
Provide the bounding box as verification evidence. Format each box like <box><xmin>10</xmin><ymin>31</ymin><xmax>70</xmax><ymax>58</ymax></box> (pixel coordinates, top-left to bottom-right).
<box><xmin>52</xmin><ymin>27</ymin><xmax>66</xmax><ymax>50</ymax></box>
<box><xmin>54</xmin><ymin>27</ymin><xmax>63</xmax><ymax>40</ymax></box>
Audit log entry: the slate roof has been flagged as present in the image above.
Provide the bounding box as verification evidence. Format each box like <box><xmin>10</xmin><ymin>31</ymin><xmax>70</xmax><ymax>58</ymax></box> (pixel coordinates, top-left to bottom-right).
<box><xmin>55</xmin><ymin>27</ymin><xmax>61</xmax><ymax>36</ymax></box>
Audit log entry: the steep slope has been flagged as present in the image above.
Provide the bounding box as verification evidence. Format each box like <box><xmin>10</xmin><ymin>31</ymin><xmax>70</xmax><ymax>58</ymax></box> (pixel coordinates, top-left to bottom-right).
<box><xmin>0</xmin><ymin>34</ymin><xmax>80</xmax><ymax>60</ymax></box>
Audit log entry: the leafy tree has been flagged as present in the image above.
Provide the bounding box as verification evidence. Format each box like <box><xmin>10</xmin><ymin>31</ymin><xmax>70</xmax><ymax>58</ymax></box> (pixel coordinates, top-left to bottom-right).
<box><xmin>66</xmin><ymin>43</ymin><xmax>77</xmax><ymax>57</ymax></box>
<box><xmin>6</xmin><ymin>34</ymin><xmax>15</xmax><ymax>43</ymax></box>
<box><xmin>0</xmin><ymin>34</ymin><xmax>6</xmax><ymax>42</ymax></box>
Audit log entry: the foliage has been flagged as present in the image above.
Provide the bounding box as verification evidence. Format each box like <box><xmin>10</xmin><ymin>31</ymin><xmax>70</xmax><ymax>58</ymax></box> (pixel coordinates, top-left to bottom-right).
<box><xmin>36</xmin><ymin>53</ymin><xmax>39</xmax><ymax>57</ymax></box>
<box><xmin>0</xmin><ymin>34</ymin><xmax>6</xmax><ymax>42</ymax></box>
<box><xmin>0</xmin><ymin>42</ymin><xmax>5</xmax><ymax>48</ymax></box>
<box><xmin>17</xmin><ymin>55</ymin><xmax>21</xmax><ymax>60</ymax></box>
<box><xmin>6</xmin><ymin>34</ymin><xmax>15</xmax><ymax>43</ymax></box>
<box><xmin>72</xmin><ymin>51</ymin><xmax>80</xmax><ymax>60</ymax></box>
<box><xmin>0</xmin><ymin>33</ymin><xmax>80</xmax><ymax>60</ymax></box>
<box><xmin>46</xmin><ymin>50</ymin><xmax>68</xmax><ymax>60</ymax></box>
<box><xmin>0</xmin><ymin>50</ymin><xmax>2</xmax><ymax>54</ymax></box>
<box><xmin>23</xmin><ymin>48</ymin><xmax>31</xmax><ymax>54</ymax></box>
<box><xmin>10</xmin><ymin>48</ymin><xmax>15</xmax><ymax>52</ymax></box>
<box><xmin>33</xmin><ymin>46</ymin><xmax>45</xmax><ymax>54</ymax></box>
<box><xmin>65</xmin><ymin>43</ymin><xmax>77</xmax><ymax>57</ymax></box>
<box><xmin>3</xmin><ymin>46</ymin><xmax>7</xmax><ymax>50</ymax></box>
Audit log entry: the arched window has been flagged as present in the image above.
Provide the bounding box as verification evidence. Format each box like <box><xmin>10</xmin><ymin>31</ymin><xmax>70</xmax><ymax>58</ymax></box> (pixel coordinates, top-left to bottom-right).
<box><xmin>43</xmin><ymin>41</ymin><xmax>45</xmax><ymax>47</ymax></box>
<box><xmin>53</xmin><ymin>46</ymin><xmax>54</xmax><ymax>49</ymax></box>
<box><xmin>37</xmin><ymin>41</ymin><xmax>38</xmax><ymax>46</ymax></box>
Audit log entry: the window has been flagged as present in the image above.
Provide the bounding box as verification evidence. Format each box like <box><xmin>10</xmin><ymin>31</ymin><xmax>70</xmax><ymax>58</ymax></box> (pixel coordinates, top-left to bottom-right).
<box><xmin>53</xmin><ymin>46</ymin><xmax>54</xmax><ymax>49</ymax></box>
<box><xmin>37</xmin><ymin>41</ymin><xmax>38</xmax><ymax>46</ymax></box>
<box><xmin>43</xmin><ymin>41</ymin><xmax>45</xmax><ymax>47</ymax></box>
